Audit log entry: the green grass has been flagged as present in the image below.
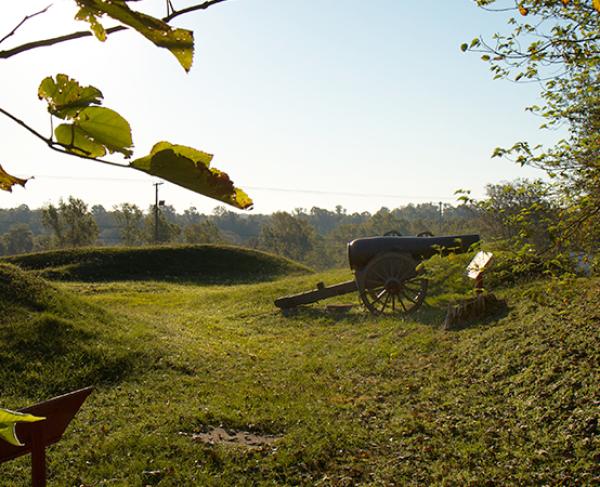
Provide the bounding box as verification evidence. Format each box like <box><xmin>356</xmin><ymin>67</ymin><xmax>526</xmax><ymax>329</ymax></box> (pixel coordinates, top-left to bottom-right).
<box><xmin>1</xmin><ymin>244</ymin><xmax>311</xmax><ymax>283</ymax></box>
<box><xmin>0</xmin><ymin>261</ymin><xmax>598</xmax><ymax>485</ymax></box>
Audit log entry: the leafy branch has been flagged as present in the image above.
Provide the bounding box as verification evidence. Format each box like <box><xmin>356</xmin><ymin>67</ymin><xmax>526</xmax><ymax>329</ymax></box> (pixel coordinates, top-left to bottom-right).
<box><xmin>0</xmin><ymin>0</ymin><xmax>253</xmax><ymax>210</ymax></box>
<box><xmin>0</xmin><ymin>0</ymin><xmax>229</xmax><ymax>60</ymax></box>
<box><xmin>0</xmin><ymin>106</ymin><xmax>129</xmax><ymax>169</ymax></box>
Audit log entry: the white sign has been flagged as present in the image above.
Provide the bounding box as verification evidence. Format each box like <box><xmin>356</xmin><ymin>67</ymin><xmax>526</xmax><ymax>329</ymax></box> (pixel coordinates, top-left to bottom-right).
<box><xmin>467</xmin><ymin>251</ymin><xmax>494</xmax><ymax>279</ymax></box>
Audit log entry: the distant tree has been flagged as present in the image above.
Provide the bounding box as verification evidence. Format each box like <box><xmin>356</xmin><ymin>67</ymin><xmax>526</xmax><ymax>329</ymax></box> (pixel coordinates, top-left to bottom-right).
<box><xmin>113</xmin><ymin>203</ymin><xmax>144</xmax><ymax>246</ymax></box>
<box><xmin>181</xmin><ymin>206</ymin><xmax>203</xmax><ymax>227</ymax></box>
<box><xmin>469</xmin><ymin>179</ymin><xmax>557</xmax><ymax>249</ymax></box>
<box><xmin>144</xmin><ymin>208</ymin><xmax>181</xmax><ymax>244</ymax></box>
<box><xmin>184</xmin><ymin>221</ymin><xmax>226</xmax><ymax>244</ymax></box>
<box><xmin>365</xmin><ymin>207</ymin><xmax>409</xmax><ymax>236</ymax></box>
<box><xmin>309</xmin><ymin>207</ymin><xmax>344</xmax><ymax>235</ymax></box>
<box><xmin>33</xmin><ymin>234</ymin><xmax>52</xmax><ymax>253</ymax></box>
<box><xmin>258</xmin><ymin>212</ymin><xmax>316</xmax><ymax>262</ymax></box>
<box><xmin>2</xmin><ymin>224</ymin><xmax>34</xmax><ymax>255</ymax></box>
<box><xmin>467</xmin><ymin>0</ymin><xmax>600</xmax><ymax>251</ymax></box>
<box><xmin>42</xmin><ymin>197</ymin><xmax>99</xmax><ymax>248</ymax></box>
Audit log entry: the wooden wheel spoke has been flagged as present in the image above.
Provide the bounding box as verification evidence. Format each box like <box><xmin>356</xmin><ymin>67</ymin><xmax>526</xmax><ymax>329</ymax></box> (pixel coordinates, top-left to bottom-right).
<box><xmin>401</xmin><ymin>289</ymin><xmax>418</xmax><ymax>304</ymax></box>
<box><xmin>380</xmin><ymin>291</ymin><xmax>391</xmax><ymax>312</ymax></box>
<box><xmin>373</xmin><ymin>269</ymin><xmax>388</xmax><ymax>282</ymax></box>
<box><xmin>398</xmin><ymin>294</ymin><xmax>408</xmax><ymax>312</ymax></box>
<box><xmin>370</xmin><ymin>289</ymin><xmax>387</xmax><ymax>306</ymax></box>
<box><xmin>359</xmin><ymin>252</ymin><xmax>428</xmax><ymax>316</ymax></box>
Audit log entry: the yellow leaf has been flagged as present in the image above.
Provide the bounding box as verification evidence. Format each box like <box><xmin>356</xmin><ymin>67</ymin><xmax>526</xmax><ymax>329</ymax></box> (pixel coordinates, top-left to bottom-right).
<box><xmin>131</xmin><ymin>142</ymin><xmax>253</xmax><ymax>210</ymax></box>
<box><xmin>561</xmin><ymin>0</ymin><xmax>569</xmax><ymax>5</ymax></box>
<box><xmin>0</xmin><ymin>164</ymin><xmax>29</xmax><ymax>192</ymax></box>
<box><xmin>594</xmin><ymin>0</ymin><xmax>600</xmax><ymax>12</ymax></box>
<box><xmin>518</xmin><ymin>4</ymin><xmax>529</xmax><ymax>16</ymax></box>
<box><xmin>75</xmin><ymin>0</ymin><xmax>194</xmax><ymax>72</ymax></box>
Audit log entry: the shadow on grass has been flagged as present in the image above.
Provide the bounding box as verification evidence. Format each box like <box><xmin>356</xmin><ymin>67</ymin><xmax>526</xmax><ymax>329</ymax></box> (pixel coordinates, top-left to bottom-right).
<box><xmin>275</xmin><ymin>300</ymin><xmax>510</xmax><ymax>331</ymax></box>
<box><xmin>0</xmin><ymin>313</ymin><xmax>153</xmax><ymax>399</ymax></box>
<box><xmin>3</xmin><ymin>245</ymin><xmax>311</xmax><ymax>285</ymax></box>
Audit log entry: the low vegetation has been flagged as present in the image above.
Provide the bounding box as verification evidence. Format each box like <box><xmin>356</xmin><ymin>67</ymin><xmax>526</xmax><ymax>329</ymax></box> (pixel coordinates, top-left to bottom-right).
<box><xmin>2</xmin><ymin>245</ymin><xmax>311</xmax><ymax>283</ymax></box>
<box><xmin>0</xmin><ymin>247</ymin><xmax>597</xmax><ymax>485</ymax></box>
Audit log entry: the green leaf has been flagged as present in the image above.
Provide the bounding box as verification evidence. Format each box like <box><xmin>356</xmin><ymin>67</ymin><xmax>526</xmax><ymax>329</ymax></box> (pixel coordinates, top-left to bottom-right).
<box><xmin>131</xmin><ymin>142</ymin><xmax>253</xmax><ymax>210</ymax></box>
<box><xmin>77</xmin><ymin>107</ymin><xmax>133</xmax><ymax>157</ymax></box>
<box><xmin>54</xmin><ymin>107</ymin><xmax>134</xmax><ymax>158</ymax></box>
<box><xmin>75</xmin><ymin>6</ymin><xmax>107</xmax><ymax>41</ymax></box>
<box><xmin>0</xmin><ymin>163</ymin><xmax>29</xmax><ymax>192</ymax></box>
<box><xmin>38</xmin><ymin>74</ymin><xmax>103</xmax><ymax>119</ymax></box>
<box><xmin>75</xmin><ymin>0</ymin><xmax>194</xmax><ymax>72</ymax></box>
<box><xmin>55</xmin><ymin>123</ymin><xmax>107</xmax><ymax>158</ymax></box>
<box><xmin>460</xmin><ymin>43</ymin><xmax>468</xmax><ymax>52</ymax></box>
<box><xmin>0</xmin><ymin>408</ymin><xmax>45</xmax><ymax>447</ymax></box>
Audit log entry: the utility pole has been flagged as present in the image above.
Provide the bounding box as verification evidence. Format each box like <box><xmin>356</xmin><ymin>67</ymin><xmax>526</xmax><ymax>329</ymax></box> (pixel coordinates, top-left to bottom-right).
<box><xmin>153</xmin><ymin>182</ymin><xmax>163</xmax><ymax>243</ymax></box>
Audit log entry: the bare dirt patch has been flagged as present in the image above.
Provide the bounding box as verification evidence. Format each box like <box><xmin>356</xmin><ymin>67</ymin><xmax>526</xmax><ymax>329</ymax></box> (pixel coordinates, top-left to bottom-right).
<box><xmin>185</xmin><ymin>427</ymin><xmax>283</xmax><ymax>449</ymax></box>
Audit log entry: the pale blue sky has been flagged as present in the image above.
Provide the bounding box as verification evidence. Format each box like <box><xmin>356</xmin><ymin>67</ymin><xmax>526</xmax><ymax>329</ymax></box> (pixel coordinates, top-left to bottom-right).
<box><xmin>0</xmin><ymin>0</ymin><xmax>554</xmax><ymax>214</ymax></box>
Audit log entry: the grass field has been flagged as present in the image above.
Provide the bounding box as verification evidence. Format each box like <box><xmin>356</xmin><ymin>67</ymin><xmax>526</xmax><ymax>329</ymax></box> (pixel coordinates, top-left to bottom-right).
<box><xmin>0</xmin><ymin>248</ymin><xmax>598</xmax><ymax>485</ymax></box>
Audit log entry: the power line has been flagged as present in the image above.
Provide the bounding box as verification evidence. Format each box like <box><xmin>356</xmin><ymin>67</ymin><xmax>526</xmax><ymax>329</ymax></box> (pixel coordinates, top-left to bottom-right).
<box><xmin>28</xmin><ymin>175</ymin><xmax>459</xmax><ymax>201</ymax></box>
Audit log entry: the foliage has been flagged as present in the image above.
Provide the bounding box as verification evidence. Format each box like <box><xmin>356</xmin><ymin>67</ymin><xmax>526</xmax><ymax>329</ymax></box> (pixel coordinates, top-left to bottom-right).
<box><xmin>74</xmin><ymin>0</ymin><xmax>194</xmax><ymax>71</ymax></box>
<box><xmin>131</xmin><ymin>142</ymin><xmax>252</xmax><ymax>210</ymax></box>
<box><xmin>0</xmin><ymin>408</ymin><xmax>44</xmax><ymax>447</ymax></box>
<box><xmin>258</xmin><ymin>212</ymin><xmax>317</xmax><ymax>263</ymax></box>
<box><xmin>184</xmin><ymin>220</ymin><xmax>225</xmax><ymax>244</ymax></box>
<box><xmin>39</xmin><ymin>74</ymin><xmax>133</xmax><ymax>158</ymax></box>
<box><xmin>0</xmin><ymin>0</ymin><xmax>252</xmax><ymax>209</ymax></box>
<box><xmin>42</xmin><ymin>197</ymin><xmax>99</xmax><ymax>248</ymax></box>
<box><xmin>0</xmin><ymin>164</ymin><xmax>27</xmax><ymax>193</ymax></box>
<box><xmin>143</xmin><ymin>206</ymin><xmax>181</xmax><ymax>244</ymax></box>
<box><xmin>2</xmin><ymin>224</ymin><xmax>34</xmax><ymax>255</ymax></box>
<box><xmin>113</xmin><ymin>203</ymin><xmax>144</xmax><ymax>246</ymax></box>
<box><xmin>467</xmin><ymin>0</ymin><xmax>599</xmax><ymax>251</ymax></box>
<box><xmin>463</xmin><ymin>179</ymin><xmax>558</xmax><ymax>250</ymax></box>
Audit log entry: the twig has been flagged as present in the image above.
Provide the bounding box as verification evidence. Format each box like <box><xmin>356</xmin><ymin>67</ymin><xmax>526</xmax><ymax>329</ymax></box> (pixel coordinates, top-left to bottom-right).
<box><xmin>0</xmin><ymin>26</ymin><xmax>126</xmax><ymax>59</ymax></box>
<box><xmin>0</xmin><ymin>0</ymin><xmax>229</xmax><ymax>60</ymax></box>
<box><xmin>0</xmin><ymin>106</ymin><xmax>129</xmax><ymax>169</ymax></box>
<box><xmin>165</xmin><ymin>0</ymin><xmax>230</xmax><ymax>22</ymax></box>
<box><xmin>0</xmin><ymin>4</ymin><xmax>52</xmax><ymax>46</ymax></box>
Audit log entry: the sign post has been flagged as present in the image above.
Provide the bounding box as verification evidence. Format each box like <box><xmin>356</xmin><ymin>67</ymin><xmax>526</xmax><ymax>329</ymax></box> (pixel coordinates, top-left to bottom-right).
<box><xmin>0</xmin><ymin>387</ymin><xmax>93</xmax><ymax>487</ymax></box>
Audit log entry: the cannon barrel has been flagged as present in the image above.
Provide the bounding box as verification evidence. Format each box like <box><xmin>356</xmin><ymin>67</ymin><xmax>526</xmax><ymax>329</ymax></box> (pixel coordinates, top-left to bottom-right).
<box><xmin>347</xmin><ymin>234</ymin><xmax>480</xmax><ymax>271</ymax></box>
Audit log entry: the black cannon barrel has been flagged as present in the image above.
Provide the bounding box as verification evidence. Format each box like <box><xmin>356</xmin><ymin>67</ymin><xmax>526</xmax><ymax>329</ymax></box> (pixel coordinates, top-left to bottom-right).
<box><xmin>347</xmin><ymin>234</ymin><xmax>480</xmax><ymax>271</ymax></box>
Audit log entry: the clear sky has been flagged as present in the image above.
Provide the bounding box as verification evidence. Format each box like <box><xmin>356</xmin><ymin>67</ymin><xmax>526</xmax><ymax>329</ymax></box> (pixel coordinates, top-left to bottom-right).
<box><xmin>0</xmin><ymin>0</ymin><xmax>555</xmax><ymax>215</ymax></box>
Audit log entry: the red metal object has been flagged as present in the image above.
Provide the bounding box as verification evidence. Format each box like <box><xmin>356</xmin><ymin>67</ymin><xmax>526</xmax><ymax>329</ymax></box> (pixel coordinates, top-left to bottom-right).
<box><xmin>0</xmin><ymin>386</ymin><xmax>93</xmax><ymax>487</ymax></box>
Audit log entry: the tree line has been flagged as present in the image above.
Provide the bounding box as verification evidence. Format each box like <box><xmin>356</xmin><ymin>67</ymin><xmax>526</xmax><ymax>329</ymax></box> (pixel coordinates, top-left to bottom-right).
<box><xmin>0</xmin><ymin>178</ymin><xmax>574</xmax><ymax>270</ymax></box>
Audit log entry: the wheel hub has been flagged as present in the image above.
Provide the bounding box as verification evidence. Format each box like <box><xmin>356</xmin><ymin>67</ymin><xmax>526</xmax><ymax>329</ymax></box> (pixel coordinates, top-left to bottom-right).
<box><xmin>384</xmin><ymin>278</ymin><xmax>402</xmax><ymax>294</ymax></box>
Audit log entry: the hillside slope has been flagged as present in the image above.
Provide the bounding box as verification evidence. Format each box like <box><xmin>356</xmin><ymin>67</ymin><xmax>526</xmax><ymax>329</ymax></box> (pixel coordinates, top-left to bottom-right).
<box><xmin>2</xmin><ymin>244</ymin><xmax>311</xmax><ymax>283</ymax></box>
<box><xmin>0</xmin><ymin>266</ymin><xmax>597</xmax><ymax>485</ymax></box>
<box><xmin>0</xmin><ymin>263</ymin><xmax>161</xmax><ymax>403</ymax></box>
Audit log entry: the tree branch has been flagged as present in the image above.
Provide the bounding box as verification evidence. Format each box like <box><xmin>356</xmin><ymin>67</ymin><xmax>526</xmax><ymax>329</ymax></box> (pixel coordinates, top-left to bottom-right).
<box><xmin>0</xmin><ymin>0</ymin><xmax>229</xmax><ymax>60</ymax></box>
<box><xmin>164</xmin><ymin>0</ymin><xmax>230</xmax><ymax>22</ymax></box>
<box><xmin>0</xmin><ymin>4</ymin><xmax>53</xmax><ymax>46</ymax></box>
<box><xmin>0</xmin><ymin>26</ymin><xmax>126</xmax><ymax>59</ymax></box>
<box><xmin>0</xmin><ymin>106</ymin><xmax>129</xmax><ymax>169</ymax></box>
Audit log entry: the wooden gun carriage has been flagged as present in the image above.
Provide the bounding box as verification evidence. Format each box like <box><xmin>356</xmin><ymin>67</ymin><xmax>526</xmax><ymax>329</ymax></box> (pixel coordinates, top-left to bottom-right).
<box><xmin>275</xmin><ymin>233</ymin><xmax>480</xmax><ymax>315</ymax></box>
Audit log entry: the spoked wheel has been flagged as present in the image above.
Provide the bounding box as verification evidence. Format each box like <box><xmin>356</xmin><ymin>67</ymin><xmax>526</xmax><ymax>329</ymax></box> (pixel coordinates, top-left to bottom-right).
<box><xmin>357</xmin><ymin>252</ymin><xmax>428</xmax><ymax>316</ymax></box>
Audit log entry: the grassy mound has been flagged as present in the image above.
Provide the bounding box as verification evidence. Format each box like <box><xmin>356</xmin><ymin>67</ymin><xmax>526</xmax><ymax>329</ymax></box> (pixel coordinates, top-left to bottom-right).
<box><xmin>0</xmin><ymin>264</ymin><xmax>159</xmax><ymax>403</ymax></box>
<box><xmin>2</xmin><ymin>244</ymin><xmax>311</xmax><ymax>283</ymax></box>
<box><xmin>1</xmin><ymin>264</ymin><xmax>597</xmax><ymax>484</ymax></box>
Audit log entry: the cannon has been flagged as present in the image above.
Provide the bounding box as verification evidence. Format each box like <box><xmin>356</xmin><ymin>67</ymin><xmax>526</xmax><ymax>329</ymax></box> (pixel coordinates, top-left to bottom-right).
<box><xmin>275</xmin><ymin>233</ymin><xmax>480</xmax><ymax>315</ymax></box>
